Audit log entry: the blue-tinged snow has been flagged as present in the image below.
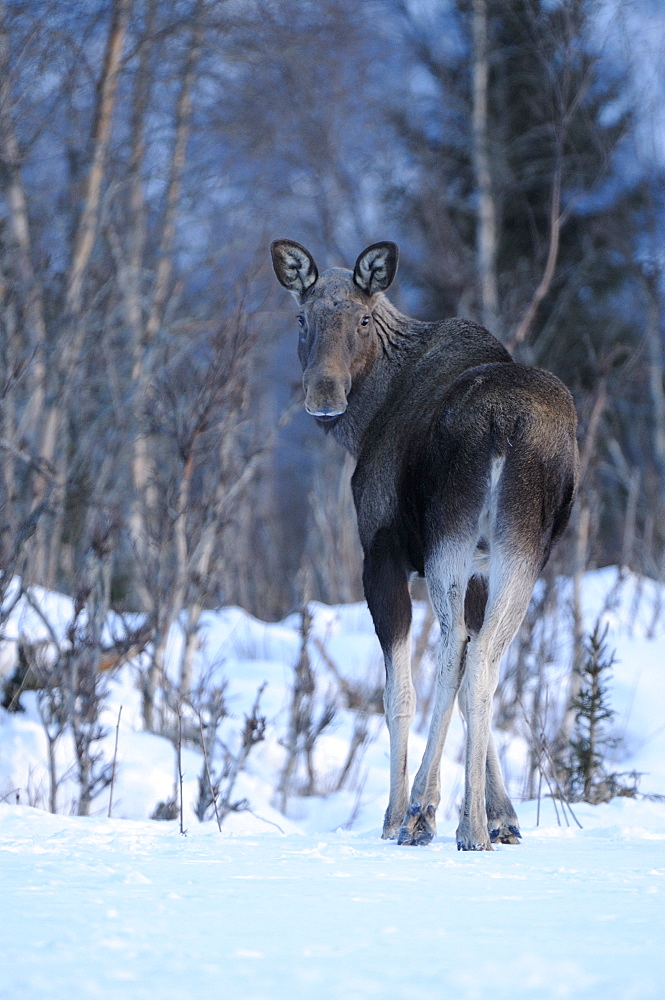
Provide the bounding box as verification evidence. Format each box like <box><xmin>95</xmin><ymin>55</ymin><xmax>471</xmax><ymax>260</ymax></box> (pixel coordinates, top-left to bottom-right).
<box><xmin>1</xmin><ymin>567</ymin><xmax>664</xmax><ymax>998</ymax></box>
<box><xmin>1</xmin><ymin>800</ymin><xmax>663</xmax><ymax>1000</ymax></box>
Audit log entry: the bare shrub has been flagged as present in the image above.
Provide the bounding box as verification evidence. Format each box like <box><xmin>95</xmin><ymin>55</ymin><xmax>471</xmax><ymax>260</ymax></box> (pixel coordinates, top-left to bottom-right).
<box><xmin>277</xmin><ymin>602</ymin><xmax>336</xmax><ymax>812</ymax></box>
<box><xmin>193</xmin><ymin>682</ymin><xmax>268</xmax><ymax>827</ymax></box>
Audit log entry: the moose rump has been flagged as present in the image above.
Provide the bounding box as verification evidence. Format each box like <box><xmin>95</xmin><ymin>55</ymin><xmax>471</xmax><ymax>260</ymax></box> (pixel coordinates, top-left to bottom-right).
<box><xmin>271</xmin><ymin>238</ymin><xmax>579</xmax><ymax>851</ymax></box>
<box><xmin>359</xmin><ymin>361</ymin><xmax>577</xmax><ymax>849</ymax></box>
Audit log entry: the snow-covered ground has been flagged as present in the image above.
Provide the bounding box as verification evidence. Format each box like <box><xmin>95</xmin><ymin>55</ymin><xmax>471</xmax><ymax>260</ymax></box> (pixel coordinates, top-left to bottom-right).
<box><xmin>1</xmin><ymin>568</ymin><xmax>664</xmax><ymax>998</ymax></box>
<box><xmin>2</xmin><ymin>799</ymin><xmax>664</xmax><ymax>1000</ymax></box>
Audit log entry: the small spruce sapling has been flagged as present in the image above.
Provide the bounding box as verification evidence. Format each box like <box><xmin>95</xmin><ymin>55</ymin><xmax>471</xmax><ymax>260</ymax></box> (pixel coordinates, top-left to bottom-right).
<box><xmin>564</xmin><ymin>623</ymin><xmax>640</xmax><ymax>803</ymax></box>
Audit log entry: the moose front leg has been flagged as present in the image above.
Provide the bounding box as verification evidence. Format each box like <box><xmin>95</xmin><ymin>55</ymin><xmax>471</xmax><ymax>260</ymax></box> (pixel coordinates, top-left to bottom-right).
<box><xmin>363</xmin><ymin>542</ymin><xmax>414</xmax><ymax>840</ymax></box>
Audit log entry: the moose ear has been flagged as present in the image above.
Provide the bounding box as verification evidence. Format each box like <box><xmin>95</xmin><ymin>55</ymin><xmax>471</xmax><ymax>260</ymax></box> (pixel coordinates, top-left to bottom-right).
<box><xmin>271</xmin><ymin>239</ymin><xmax>319</xmax><ymax>296</ymax></box>
<box><xmin>353</xmin><ymin>242</ymin><xmax>398</xmax><ymax>296</ymax></box>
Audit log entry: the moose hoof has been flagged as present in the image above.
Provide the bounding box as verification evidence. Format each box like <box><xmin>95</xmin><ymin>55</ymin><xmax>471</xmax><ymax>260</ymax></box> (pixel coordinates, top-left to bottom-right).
<box><xmin>396</xmin><ymin>802</ymin><xmax>437</xmax><ymax>846</ymax></box>
<box><xmin>456</xmin><ymin>817</ymin><xmax>492</xmax><ymax>851</ymax></box>
<box><xmin>382</xmin><ymin>805</ymin><xmax>407</xmax><ymax>840</ymax></box>
<box><xmin>490</xmin><ymin>822</ymin><xmax>522</xmax><ymax>845</ymax></box>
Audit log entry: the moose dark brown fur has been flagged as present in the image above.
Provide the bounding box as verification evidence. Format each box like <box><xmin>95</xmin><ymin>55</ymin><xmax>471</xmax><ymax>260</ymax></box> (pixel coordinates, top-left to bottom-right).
<box><xmin>271</xmin><ymin>239</ymin><xmax>579</xmax><ymax>850</ymax></box>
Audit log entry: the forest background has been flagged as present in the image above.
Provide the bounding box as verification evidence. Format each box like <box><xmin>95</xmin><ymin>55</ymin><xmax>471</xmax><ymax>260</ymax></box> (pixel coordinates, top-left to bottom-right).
<box><xmin>1</xmin><ymin>0</ymin><xmax>665</xmax><ymax>755</ymax></box>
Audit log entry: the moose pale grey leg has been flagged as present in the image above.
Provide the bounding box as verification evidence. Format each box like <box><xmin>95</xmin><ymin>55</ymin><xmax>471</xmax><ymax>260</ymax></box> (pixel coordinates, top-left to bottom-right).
<box><xmin>456</xmin><ymin>556</ymin><xmax>537</xmax><ymax>851</ymax></box>
<box><xmin>485</xmin><ymin>732</ymin><xmax>521</xmax><ymax>844</ymax></box>
<box><xmin>457</xmin><ymin>690</ymin><xmax>521</xmax><ymax>845</ymax></box>
<box><xmin>397</xmin><ymin>545</ymin><xmax>469</xmax><ymax>846</ymax></box>
<box><xmin>363</xmin><ymin>543</ymin><xmax>415</xmax><ymax>839</ymax></box>
<box><xmin>381</xmin><ymin>626</ymin><xmax>415</xmax><ymax>838</ymax></box>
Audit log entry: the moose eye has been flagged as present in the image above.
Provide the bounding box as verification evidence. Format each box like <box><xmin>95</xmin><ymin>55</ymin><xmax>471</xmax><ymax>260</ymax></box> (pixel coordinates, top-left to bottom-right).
<box><xmin>297</xmin><ymin>315</ymin><xmax>308</xmax><ymax>340</ymax></box>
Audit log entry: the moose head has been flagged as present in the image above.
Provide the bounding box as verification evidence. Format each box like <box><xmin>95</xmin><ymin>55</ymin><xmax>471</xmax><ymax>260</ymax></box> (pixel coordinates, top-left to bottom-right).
<box><xmin>271</xmin><ymin>240</ymin><xmax>398</xmax><ymax>420</ymax></box>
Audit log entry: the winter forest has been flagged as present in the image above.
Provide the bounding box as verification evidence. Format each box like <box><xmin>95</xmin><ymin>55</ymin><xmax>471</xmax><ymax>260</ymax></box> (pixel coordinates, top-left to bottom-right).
<box><xmin>1</xmin><ymin>0</ymin><xmax>663</xmax><ymax>617</ymax></box>
<box><xmin>2</xmin><ymin>0</ymin><xmax>663</xmax><ymax>767</ymax></box>
<box><xmin>2</xmin><ymin>2</ymin><xmax>665</xmax><ymax>994</ymax></box>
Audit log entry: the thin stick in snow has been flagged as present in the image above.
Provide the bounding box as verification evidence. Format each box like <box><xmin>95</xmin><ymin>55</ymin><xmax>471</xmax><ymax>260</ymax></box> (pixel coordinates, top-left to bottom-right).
<box><xmin>538</xmin><ymin>736</ymin><xmax>583</xmax><ymax>830</ymax></box>
<box><xmin>178</xmin><ymin>709</ymin><xmax>186</xmax><ymax>836</ymax></box>
<box><xmin>107</xmin><ymin>705</ymin><xmax>122</xmax><ymax>818</ymax></box>
<box><xmin>549</xmin><ymin>764</ymin><xmax>563</xmax><ymax>828</ymax></box>
<box><xmin>243</xmin><ymin>808</ymin><xmax>285</xmax><ymax>835</ymax></box>
<box><xmin>198</xmin><ymin>714</ymin><xmax>222</xmax><ymax>832</ymax></box>
<box><xmin>518</xmin><ymin>696</ymin><xmax>582</xmax><ymax>829</ymax></box>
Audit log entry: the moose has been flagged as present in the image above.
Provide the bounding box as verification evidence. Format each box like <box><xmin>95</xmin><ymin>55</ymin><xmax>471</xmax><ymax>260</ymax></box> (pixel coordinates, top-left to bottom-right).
<box><xmin>271</xmin><ymin>239</ymin><xmax>579</xmax><ymax>850</ymax></box>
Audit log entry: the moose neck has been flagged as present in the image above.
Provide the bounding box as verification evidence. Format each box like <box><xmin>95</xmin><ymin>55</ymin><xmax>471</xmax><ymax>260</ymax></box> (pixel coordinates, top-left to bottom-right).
<box><xmin>327</xmin><ymin>295</ymin><xmax>434</xmax><ymax>458</ymax></box>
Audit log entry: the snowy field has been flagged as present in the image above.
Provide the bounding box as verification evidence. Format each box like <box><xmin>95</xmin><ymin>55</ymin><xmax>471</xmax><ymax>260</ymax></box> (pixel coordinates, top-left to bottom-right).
<box><xmin>2</xmin><ymin>798</ymin><xmax>664</xmax><ymax>1000</ymax></box>
<box><xmin>1</xmin><ymin>568</ymin><xmax>665</xmax><ymax>999</ymax></box>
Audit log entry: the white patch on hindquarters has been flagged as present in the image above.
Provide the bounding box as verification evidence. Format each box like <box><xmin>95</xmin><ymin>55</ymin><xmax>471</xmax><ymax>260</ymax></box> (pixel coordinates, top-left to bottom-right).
<box><xmin>473</xmin><ymin>455</ymin><xmax>505</xmax><ymax>574</ymax></box>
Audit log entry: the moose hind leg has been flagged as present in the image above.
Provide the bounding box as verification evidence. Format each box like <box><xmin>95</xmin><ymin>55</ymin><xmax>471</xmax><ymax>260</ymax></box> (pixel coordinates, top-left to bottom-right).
<box><xmin>457</xmin><ymin>688</ymin><xmax>521</xmax><ymax>846</ymax></box>
<box><xmin>397</xmin><ymin>542</ymin><xmax>469</xmax><ymax>846</ymax></box>
<box><xmin>363</xmin><ymin>540</ymin><xmax>415</xmax><ymax>840</ymax></box>
<box><xmin>456</xmin><ymin>552</ymin><xmax>538</xmax><ymax>850</ymax></box>
<box><xmin>462</xmin><ymin>576</ymin><xmax>518</xmax><ymax>840</ymax></box>
<box><xmin>486</xmin><ymin>733</ymin><xmax>521</xmax><ymax>844</ymax></box>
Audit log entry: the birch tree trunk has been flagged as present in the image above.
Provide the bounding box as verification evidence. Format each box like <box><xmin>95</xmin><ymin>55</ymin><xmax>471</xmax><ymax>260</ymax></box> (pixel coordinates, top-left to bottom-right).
<box><xmin>145</xmin><ymin>0</ymin><xmax>203</xmax><ymax>345</ymax></box>
<box><xmin>31</xmin><ymin>0</ymin><xmax>131</xmax><ymax>585</ymax></box>
<box><xmin>643</xmin><ymin>269</ymin><xmax>665</xmax><ymax>487</ymax></box>
<box><xmin>103</xmin><ymin>0</ymin><xmax>156</xmax><ymax>611</ymax></box>
<box><xmin>130</xmin><ymin>0</ymin><xmax>203</xmax><ymax>619</ymax></box>
<box><xmin>0</xmin><ymin>3</ymin><xmax>48</xmax><ymax>444</ymax></box>
<box><xmin>0</xmin><ymin>288</ymin><xmax>17</xmax><ymax>552</ymax></box>
<box><xmin>471</xmin><ymin>0</ymin><xmax>500</xmax><ymax>337</ymax></box>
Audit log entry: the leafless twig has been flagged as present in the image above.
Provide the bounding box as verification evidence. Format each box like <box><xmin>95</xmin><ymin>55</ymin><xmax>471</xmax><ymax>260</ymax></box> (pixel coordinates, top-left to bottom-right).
<box><xmin>518</xmin><ymin>695</ymin><xmax>582</xmax><ymax>829</ymax></box>
<box><xmin>198</xmin><ymin>712</ymin><xmax>222</xmax><ymax>832</ymax></box>
<box><xmin>177</xmin><ymin>709</ymin><xmax>186</xmax><ymax>836</ymax></box>
<box><xmin>107</xmin><ymin>705</ymin><xmax>122</xmax><ymax>818</ymax></box>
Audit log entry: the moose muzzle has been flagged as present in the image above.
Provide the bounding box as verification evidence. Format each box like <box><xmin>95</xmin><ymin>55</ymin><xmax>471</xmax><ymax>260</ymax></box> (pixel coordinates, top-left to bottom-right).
<box><xmin>303</xmin><ymin>372</ymin><xmax>351</xmax><ymax>418</ymax></box>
